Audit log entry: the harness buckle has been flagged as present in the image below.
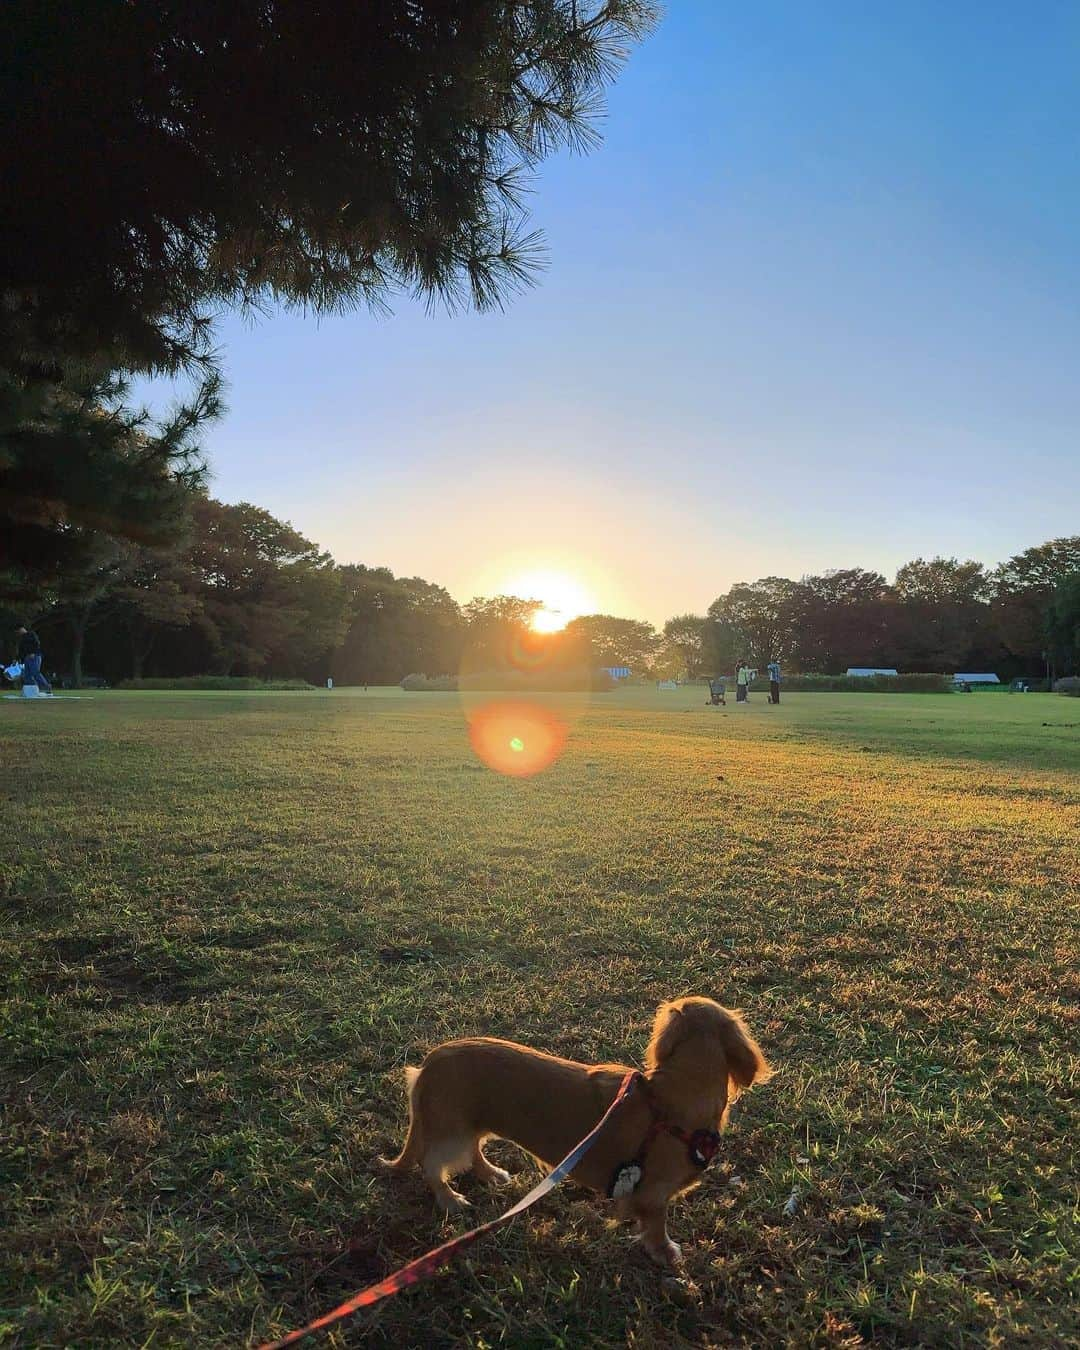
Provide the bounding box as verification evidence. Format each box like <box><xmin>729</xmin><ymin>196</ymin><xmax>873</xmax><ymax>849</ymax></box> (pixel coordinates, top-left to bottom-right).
<box><xmin>687</xmin><ymin>1128</ymin><xmax>721</xmax><ymax>1168</ymax></box>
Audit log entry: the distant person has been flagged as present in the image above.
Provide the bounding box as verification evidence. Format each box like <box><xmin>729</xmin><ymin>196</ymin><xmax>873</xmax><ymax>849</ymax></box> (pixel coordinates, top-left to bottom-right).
<box><xmin>16</xmin><ymin>625</ymin><xmax>52</xmax><ymax>694</ymax></box>
<box><xmin>767</xmin><ymin>660</ymin><xmax>781</xmax><ymax>704</ymax></box>
<box><xmin>736</xmin><ymin>661</ymin><xmax>749</xmax><ymax>703</ymax></box>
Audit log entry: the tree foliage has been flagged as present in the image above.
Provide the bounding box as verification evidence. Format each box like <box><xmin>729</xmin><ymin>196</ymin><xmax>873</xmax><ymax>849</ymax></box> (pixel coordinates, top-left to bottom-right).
<box><xmin>991</xmin><ymin>537</ymin><xmax>1080</xmax><ymax>674</ymax></box>
<box><xmin>461</xmin><ymin>595</ymin><xmax>545</xmax><ymax>672</ymax></box>
<box><xmin>1045</xmin><ymin>571</ymin><xmax>1080</xmax><ymax>677</ymax></box>
<box><xmin>891</xmin><ymin>557</ymin><xmax>994</xmax><ymax>672</ymax></box>
<box><xmin>0</xmin><ymin>369</ymin><xmax>219</xmax><ymax>598</ymax></box>
<box><xmin>335</xmin><ymin>566</ymin><xmax>463</xmax><ymax>685</ymax></box>
<box><xmin>187</xmin><ymin>499</ymin><xmax>345</xmax><ymax>675</ymax></box>
<box><xmin>661</xmin><ymin>614</ymin><xmax>709</xmax><ymax>678</ymax></box>
<box><xmin>111</xmin><ymin>548</ymin><xmax>204</xmax><ymax>682</ymax></box>
<box><xmin>704</xmin><ymin>542</ymin><xmax>1079</xmax><ymax>678</ymax></box>
<box><xmin>794</xmin><ymin>569</ymin><xmax>893</xmax><ymax>673</ymax></box>
<box><xmin>564</xmin><ymin>614</ymin><xmax>660</xmax><ymax>669</ymax></box>
<box><xmin>709</xmin><ymin>577</ymin><xmax>802</xmax><ymax>666</ymax></box>
<box><xmin>894</xmin><ymin>557</ymin><xmax>990</xmax><ymax>607</ymax></box>
<box><xmin>3</xmin><ymin>0</ymin><xmax>657</xmax><ymax>370</ymax></box>
<box><xmin>0</xmin><ymin>1</ymin><xmax>656</xmax><ymax>593</ymax></box>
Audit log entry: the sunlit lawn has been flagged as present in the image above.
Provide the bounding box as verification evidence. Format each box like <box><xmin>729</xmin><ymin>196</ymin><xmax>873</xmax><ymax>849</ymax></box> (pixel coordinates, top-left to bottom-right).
<box><xmin>1</xmin><ymin>687</ymin><xmax>1077</xmax><ymax>1347</ymax></box>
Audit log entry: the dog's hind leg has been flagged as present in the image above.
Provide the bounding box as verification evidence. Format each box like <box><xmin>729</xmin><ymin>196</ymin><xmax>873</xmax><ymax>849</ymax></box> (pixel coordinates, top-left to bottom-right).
<box><xmin>421</xmin><ymin>1136</ymin><xmax>474</xmax><ymax>1211</ymax></box>
<box><xmin>470</xmin><ymin>1138</ymin><xmax>511</xmax><ymax>1187</ymax></box>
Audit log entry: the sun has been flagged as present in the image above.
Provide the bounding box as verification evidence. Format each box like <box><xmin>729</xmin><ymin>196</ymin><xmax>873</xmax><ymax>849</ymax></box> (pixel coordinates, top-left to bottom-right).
<box><xmin>531</xmin><ymin>606</ymin><xmax>568</xmax><ymax>634</ymax></box>
<box><xmin>500</xmin><ymin>569</ymin><xmax>594</xmax><ymax>634</ymax></box>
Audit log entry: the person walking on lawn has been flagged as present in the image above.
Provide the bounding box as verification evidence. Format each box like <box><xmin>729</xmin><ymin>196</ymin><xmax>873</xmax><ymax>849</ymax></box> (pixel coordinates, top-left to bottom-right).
<box><xmin>736</xmin><ymin>660</ymin><xmax>750</xmax><ymax>703</ymax></box>
<box><xmin>16</xmin><ymin>625</ymin><xmax>52</xmax><ymax>694</ymax></box>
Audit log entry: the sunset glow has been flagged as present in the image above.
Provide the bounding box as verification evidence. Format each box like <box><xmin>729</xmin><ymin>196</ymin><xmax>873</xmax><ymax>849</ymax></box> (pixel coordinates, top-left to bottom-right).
<box><xmin>499</xmin><ymin>569</ymin><xmax>594</xmax><ymax>633</ymax></box>
<box><xmin>531</xmin><ymin>606</ymin><xmax>568</xmax><ymax>634</ymax></box>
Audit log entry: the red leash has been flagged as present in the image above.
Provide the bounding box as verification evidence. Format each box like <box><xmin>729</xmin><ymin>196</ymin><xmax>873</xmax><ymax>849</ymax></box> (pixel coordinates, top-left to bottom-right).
<box><xmin>256</xmin><ymin>1070</ymin><xmax>640</xmax><ymax>1348</ymax></box>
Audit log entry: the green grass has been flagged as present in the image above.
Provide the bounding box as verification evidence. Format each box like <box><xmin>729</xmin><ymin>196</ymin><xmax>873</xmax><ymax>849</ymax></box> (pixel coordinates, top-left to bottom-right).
<box><xmin>1</xmin><ymin>688</ymin><xmax>1077</xmax><ymax>1348</ymax></box>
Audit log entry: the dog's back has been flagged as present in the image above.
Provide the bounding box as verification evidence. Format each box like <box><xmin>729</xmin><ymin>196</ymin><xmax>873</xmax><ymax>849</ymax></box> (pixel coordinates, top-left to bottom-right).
<box><xmin>382</xmin><ymin>1037</ymin><xmax>633</xmax><ymax>1207</ymax></box>
<box><xmin>413</xmin><ymin>1038</ymin><xmax>628</xmax><ymax>1164</ymax></box>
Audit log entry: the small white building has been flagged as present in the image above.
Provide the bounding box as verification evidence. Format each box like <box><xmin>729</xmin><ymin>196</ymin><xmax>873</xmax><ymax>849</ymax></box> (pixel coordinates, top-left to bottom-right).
<box><xmin>846</xmin><ymin>667</ymin><xmax>899</xmax><ymax>677</ymax></box>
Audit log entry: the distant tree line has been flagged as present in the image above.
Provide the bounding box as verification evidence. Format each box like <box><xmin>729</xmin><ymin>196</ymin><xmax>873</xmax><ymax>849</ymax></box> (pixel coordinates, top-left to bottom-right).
<box><xmin>697</xmin><ymin>545</ymin><xmax>1080</xmax><ymax>682</ymax></box>
<box><xmin>2</xmin><ymin>490</ymin><xmax>1076</xmax><ymax>686</ymax></box>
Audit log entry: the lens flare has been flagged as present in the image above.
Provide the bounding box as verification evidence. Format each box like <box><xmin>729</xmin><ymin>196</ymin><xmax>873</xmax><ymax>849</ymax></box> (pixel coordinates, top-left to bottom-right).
<box><xmin>506</xmin><ymin>624</ymin><xmax>556</xmax><ymax>672</ymax></box>
<box><xmin>468</xmin><ymin>700</ymin><xmax>568</xmax><ymax>777</ymax></box>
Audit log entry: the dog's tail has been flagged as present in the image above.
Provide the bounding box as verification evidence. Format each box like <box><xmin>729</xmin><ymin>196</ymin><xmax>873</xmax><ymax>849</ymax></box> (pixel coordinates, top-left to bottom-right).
<box><xmin>377</xmin><ymin>1065</ymin><xmax>423</xmax><ymax>1173</ymax></box>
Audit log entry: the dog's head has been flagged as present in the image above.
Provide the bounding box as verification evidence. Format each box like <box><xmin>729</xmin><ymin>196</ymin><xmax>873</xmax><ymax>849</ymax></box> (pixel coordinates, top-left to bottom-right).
<box><xmin>645</xmin><ymin>996</ymin><xmax>772</xmax><ymax>1114</ymax></box>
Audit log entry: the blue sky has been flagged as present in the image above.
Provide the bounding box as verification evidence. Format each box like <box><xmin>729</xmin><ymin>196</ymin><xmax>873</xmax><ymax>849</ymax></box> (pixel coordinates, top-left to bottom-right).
<box><xmin>161</xmin><ymin>0</ymin><xmax>1080</xmax><ymax>624</ymax></box>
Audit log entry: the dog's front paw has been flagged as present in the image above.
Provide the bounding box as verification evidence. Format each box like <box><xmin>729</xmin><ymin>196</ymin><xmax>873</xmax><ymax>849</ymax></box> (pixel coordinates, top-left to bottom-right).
<box><xmin>642</xmin><ymin>1236</ymin><xmax>682</xmax><ymax>1268</ymax></box>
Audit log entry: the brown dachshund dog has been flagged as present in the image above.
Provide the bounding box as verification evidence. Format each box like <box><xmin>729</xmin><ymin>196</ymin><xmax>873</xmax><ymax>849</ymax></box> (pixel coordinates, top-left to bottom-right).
<box><xmin>381</xmin><ymin>997</ymin><xmax>771</xmax><ymax>1265</ymax></box>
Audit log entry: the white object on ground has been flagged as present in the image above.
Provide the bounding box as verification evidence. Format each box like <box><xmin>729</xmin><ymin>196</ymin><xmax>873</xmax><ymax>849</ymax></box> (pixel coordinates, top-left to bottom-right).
<box><xmin>4</xmin><ymin>694</ymin><xmax>77</xmax><ymax>701</ymax></box>
<box><xmin>783</xmin><ymin>1186</ymin><xmax>801</xmax><ymax>1218</ymax></box>
<box><xmin>22</xmin><ymin>683</ymin><xmax>40</xmax><ymax>698</ymax></box>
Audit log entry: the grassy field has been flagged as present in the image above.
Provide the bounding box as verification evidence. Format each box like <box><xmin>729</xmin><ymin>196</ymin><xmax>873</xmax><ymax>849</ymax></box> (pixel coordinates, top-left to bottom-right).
<box><xmin>1</xmin><ymin>687</ymin><xmax>1077</xmax><ymax>1348</ymax></box>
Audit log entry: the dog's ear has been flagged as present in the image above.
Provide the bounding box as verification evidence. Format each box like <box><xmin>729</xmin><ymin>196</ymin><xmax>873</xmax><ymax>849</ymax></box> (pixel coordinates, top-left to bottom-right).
<box><xmin>719</xmin><ymin>1009</ymin><xmax>772</xmax><ymax>1093</ymax></box>
<box><xmin>645</xmin><ymin>999</ymin><xmax>689</xmax><ymax>1069</ymax></box>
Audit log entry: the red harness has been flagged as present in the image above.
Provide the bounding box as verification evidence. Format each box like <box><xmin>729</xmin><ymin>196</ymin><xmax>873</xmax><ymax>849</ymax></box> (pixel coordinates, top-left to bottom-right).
<box><xmin>637</xmin><ymin>1075</ymin><xmax>723</xmax><ymax>1165</ymax></box>
<box><xmin>608</xmin><ymin>1075</ymin><xmax>722</xmax><ymax>1197</ymax></box>
<box><xmin>640</xmin><ymin>1113</ymin><xmax>723</xmax><ymax>1167</ymax></box>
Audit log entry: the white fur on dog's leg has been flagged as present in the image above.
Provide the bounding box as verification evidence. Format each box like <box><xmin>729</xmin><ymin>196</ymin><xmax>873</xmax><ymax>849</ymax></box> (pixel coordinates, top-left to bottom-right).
<box><xmin>422</xmin><ymin>1137</ymin><xmax>473</xmax><ymax>1211</ymax></box>
<box><xmin>634</xmin><ymin>1232</ymin><xmax>683</xmax><ymax>1268</ymax></box>
<box><xmin>656</xmin><ymin>1237</ymin><xmax>683</xmax><ymax>1267</ymax></box>
<box><xmin>472</xmin><ymin>1154</ymin><xmax>511</xmax><ymax>1186</ymax></box>
<box><xmin>426</xmin><ymin>1182</ymin><xmax>467</xmax><ymax>1215</ymax></box>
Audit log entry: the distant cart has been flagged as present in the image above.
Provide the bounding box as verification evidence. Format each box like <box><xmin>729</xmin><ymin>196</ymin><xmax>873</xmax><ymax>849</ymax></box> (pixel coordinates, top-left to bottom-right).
<box><xmin>953</xmin><ymin>673</ymin><xmax>1001</xmax><ymax>687</ymax></box>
